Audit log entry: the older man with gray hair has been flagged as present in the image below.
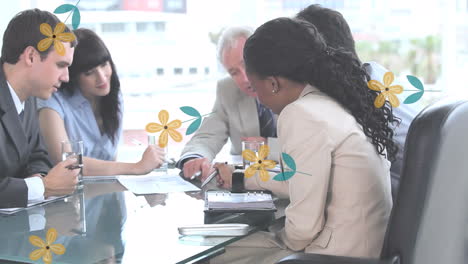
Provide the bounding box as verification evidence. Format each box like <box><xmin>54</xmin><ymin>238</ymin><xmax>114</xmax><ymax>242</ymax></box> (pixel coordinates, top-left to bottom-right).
<box><xmin>177</xmin><ymin>26</ymin><xmax>277</xmax><ymax>181</ymax></box>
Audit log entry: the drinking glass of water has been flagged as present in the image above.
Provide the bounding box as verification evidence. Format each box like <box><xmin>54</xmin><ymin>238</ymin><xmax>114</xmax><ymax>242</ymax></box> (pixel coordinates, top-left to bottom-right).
<box><xmin>61</xmin><ymin>140</ymin><xmax>84</xmax><ymax>189</ymax></box>
<box><xmin>148</xmin><ymin>135</ymin><xmax>168</xmax><ymax>173</ymax></box>
<box><xmin>241</xmin><ymin>138</ymin><xmax>265</xmax><ymax>169</ymax></box>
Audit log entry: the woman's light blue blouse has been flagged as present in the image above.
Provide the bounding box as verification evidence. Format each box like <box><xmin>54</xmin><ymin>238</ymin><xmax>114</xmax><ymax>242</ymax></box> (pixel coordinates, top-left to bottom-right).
<box><xmin>37</xmin><ymin>90</ymin><xmax>123</xmax><ymax>161</ymax></box>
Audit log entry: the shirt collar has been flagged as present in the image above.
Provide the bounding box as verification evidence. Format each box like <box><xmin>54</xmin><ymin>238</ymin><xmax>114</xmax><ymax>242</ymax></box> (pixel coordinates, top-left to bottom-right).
<box><xmin>6</xmin><ymin>81</ymin><xmax>24</xmax><ymax>115</ymax></box>
<box><xmin>299</xmin><ymin>84</ymin><xmax>321</xmax><ymax>98</ymax></box>
<box><xmin>67</xmin><ymin>88</ymin><xmax>90</xmax><ymax>109</ymax></box>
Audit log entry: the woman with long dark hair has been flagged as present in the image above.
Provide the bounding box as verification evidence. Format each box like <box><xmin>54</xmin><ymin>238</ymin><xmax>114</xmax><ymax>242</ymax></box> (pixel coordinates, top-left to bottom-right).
<box><xmin>38</xmin><ymin>28</ymin><xmax>164</xmax><ymax>176</ymax></box>
<box><xmin>213</xmin><ymin>18</ymin><xmax>395</xmax><ymax>263</ymax></box>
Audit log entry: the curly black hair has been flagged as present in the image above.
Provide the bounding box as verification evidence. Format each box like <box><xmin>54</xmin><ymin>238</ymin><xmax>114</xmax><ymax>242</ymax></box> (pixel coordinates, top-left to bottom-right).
<box><xmin>244</xmin><ymin>18</ymin><xmax>398</xmax><ymax>161</ymax></box>
<box><xmin>296</xmin><ymin>4</ymin><xmax>358</xmax><ymax>61</ymax></box>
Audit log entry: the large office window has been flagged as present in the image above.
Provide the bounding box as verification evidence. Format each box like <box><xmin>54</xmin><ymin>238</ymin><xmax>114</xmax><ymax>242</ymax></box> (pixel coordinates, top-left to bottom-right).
<box><xmin>0</xmin><ymin>0</ymin><xmax>465</xmax><ymax>158</ymax></box>
<box><xmin>102</xmin><ymin>22</ymin><xmax>126</xmax><ymax>33</ymax></box>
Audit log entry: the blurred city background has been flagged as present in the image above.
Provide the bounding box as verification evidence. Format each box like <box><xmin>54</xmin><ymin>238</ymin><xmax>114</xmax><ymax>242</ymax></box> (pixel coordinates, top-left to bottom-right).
<box><xmin>0</xmin><ymin>0</ymin><xmax>467</xmax><ymax>160</ymax></box>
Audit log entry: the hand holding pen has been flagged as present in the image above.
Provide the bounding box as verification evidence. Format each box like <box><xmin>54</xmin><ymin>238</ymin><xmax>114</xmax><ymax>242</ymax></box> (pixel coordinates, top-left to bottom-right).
<box><xmin>199</xmin><ymin>162</ymin><xmax>228</xmax><ymax>188</ymax></box>
<box><xmin>182</xmin><ymin>157</ymin><xmax>212</xmax><ymax>181</ymax></box>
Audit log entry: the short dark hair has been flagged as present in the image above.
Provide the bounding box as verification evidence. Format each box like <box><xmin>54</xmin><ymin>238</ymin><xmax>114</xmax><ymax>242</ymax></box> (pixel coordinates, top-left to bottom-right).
<box><xmin>296</xmin><ymin>4</ymin><xmax>358</xmax><ymax>61</ymax></box>
<box><xmin>61</xmin><ymin>28</ymin><xmax>121</xmax><ymax>144</ymax></box>
<box><xmin>1</xmin><ymin>8</ymin><xmax>77</xmax><ymax>64</ymax></box>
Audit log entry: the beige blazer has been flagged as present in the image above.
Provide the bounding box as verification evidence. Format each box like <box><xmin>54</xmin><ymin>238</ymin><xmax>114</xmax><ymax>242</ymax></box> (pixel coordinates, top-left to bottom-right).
<box><xmin>180</xmin><ymin>77</ymin><xmax>261</xmax><ymax>161</ymax></box>
<box><xmin>244</xmin><ymin>85</ymin><xmax>393</xmax><ymax>258</ymax></box>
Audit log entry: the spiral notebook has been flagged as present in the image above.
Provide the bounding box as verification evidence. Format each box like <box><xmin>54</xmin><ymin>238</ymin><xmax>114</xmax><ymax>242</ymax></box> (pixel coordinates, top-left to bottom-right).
<box><xmin>204</xmin><ymin>190</ymin><xmax>276</xmax><ymax>212</ymax></box>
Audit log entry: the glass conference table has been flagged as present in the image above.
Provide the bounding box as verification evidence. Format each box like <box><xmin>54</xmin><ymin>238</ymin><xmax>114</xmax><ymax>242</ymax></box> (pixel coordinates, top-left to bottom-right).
<box><xmin>0</xmin><ymin>173</ymin><xmax>285</xmax><ymax>264</ymax></box>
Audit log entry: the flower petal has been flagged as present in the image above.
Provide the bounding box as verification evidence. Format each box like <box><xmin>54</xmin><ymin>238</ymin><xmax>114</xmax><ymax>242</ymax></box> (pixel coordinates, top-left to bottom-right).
<box><xmin>57</xmin><ymin>32</ymin><xmax>76</xmax><ymax>42</ymax></box>
<box><xmin>53</xmin><ymin>22</ymin><xmax>66</xmax><ymax>35</ymax></box>
<box><xmin>145</xmin><ymin>122</ymin><xmax>163</xmax><ymax>133</ymax></box>
<box><xmin>29</xmin><ymin>248</ymin><xmax>46</xmax><ymax>261</ymax></box>
<box><xmin>37</xmin><ymin>38</ymin><xmax>53</xmax><ymax>52</ymax></box>
<box><xmin>242</xmin><ymin>149</ymin><xmax>257</xmax><ymax>162</ymax></box>
<box><xmin>158</xmin><ymin>110</ymin><xmax>169</xmax><ymax>125</ymax></box>
<box><xmin>374</xmin><ymin>93</ymin><xmax>386</xmax><ymax>108</ymax></box>
<box><xmin>383</xmin><ymin>72</ymin><xmax>394</xmax><ymax>87</ymax></box>
<box><xmin>168</xmin><ymin>129</ymin><xmax>183</xmax><ymax>142</ymax></box>
<box><xmin>258</xmin><ymin>145</ymin><xmax>270</xmax><ymax>160</ymax></box>
<box><xmin>29</xmin><ymin>235</ymin><xmax>46</xmax><ymax>248</ymax></box>
<box><xmin>262</xmin><ymin>160</ymin><xmax>277</xmax><ymax>169</ymax></box>
<box><xmin>244</xmin><ymin>165</ymin><xmax>257</xmax><ymax>178</ymax></box>
<box><xmin>39</xmin><ymin>23</ymin><xmax>53</xmax><ymax>37</ymax></box>
<box><xmin>389</xmin><ymin>85</ymin><xmax>404</xmax><ymax>94</ymax></box>
<box><xmin>250</xmin><ymin>163</ymin><xmax>261</xmax><ymax>170</ymax></box>
<box><xmin>43</xmin><ymin>249</ymin><xmax>53</xmax><ymax>264</ymax></box>
<box><xmin>50</xmin><ymin>244</ymin><xmax>66</xmax><ymax>255</ymax></box>
<box><xmin>46</xmin><ymin>228</ymin><xmax>58</xmax><ymax>245</ymax></box>
<box><xmin>367</xmin><ymin>80</ymin><xmax>385</xmax><ymax>91</ymax></box>
<box><xmin>54</xmin><ymin>40</ymin><xmax>65</xmax><ymax>56</ymax></box>
<box><xmin>259</xmin><ymin>169</ymin><xmax>270</xmax><ymax>182</ymax></box>
<box><xmin>158</xmin><ymin>130</ymin><xmax>168</xmax><ymax>148</ymax></box>
<box><xmin>387</xmin><ymin>93</ymin><xmax>400</xmax><ymax>108</ymax></box>
<box><xmin>167</xmin><ymin>119</ymin><xmax>181</xmax><ymax>129</ymax></box>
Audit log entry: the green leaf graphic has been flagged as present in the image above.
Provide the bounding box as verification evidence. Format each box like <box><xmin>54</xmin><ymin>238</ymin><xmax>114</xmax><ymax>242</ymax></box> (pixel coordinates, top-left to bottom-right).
<box><xmin>186</xmin><ymin>118</ymin><xmax>202</xmax><ymax>135</ymax></box>
<box><xmin>282</xmin><ymin>152</ymin><xmax>296</xmax><ymax>171</ymax></box>
<box><xmin>72</xmin><ymin>8</ymin><xmax>81</xmax><ymax>29</ymax></box>
<box><xmin>407</xmin><ymin>75</ymin><xmax>424</xmax><ymax>91</ymax></box>
<box><xmin>54</xmin><ymin>4</ymin><xmax>75</xmax><ymax>14</ymax></box>
<box><xmin>273</xmin><ymin>171</ymin><xmax>295</xmax><ymax>181</ymax></box>
<box><xmin>404</xmin><ymin>91</ymin><xmax>424</xmax><ymax>104</ymax></box>
<box><xmin>180</xmin><ymin>106</ymin><xmax>201</xmax><ymax>118</ymax></box>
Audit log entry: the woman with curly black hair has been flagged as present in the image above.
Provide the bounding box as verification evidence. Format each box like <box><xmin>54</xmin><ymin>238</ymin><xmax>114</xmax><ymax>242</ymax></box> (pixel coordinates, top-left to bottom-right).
<box><xmin>37</xmin><ymin>28</ymin><xmax>165</xmax><ymax>176</ymax></box>
<box><xmin>213</xmin><ymin>17</ymin><xmax>395</xmax><ymax>263</ymax></box>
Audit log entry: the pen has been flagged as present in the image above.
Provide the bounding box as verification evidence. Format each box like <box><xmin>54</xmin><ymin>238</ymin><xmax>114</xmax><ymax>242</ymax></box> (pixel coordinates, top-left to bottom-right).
<box><xmin>201</xmin><ymin>169</ymin><xmax>218</xmax><ymax>188</ymax></box>
<box><xmin>190</xmin><ymin>171</ymin><xmax>201</xmax><ymax>180</ymax></box>
<box><xmin>131</xmin><ymin>138</ymin><xmax>143</xmax><ymax>146</ymax></box>
<box><xmin>66</xmin><ymin>164</ymin><xmax>83</xmax><ymax>170</ymax></box>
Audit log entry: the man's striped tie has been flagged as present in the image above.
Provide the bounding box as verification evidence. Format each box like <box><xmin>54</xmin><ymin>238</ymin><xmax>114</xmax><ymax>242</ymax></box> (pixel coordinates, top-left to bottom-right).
<box><xmin>257</xmin><ymin>102</ymin><xmax>277</xmax><ymax>138</ymax></box>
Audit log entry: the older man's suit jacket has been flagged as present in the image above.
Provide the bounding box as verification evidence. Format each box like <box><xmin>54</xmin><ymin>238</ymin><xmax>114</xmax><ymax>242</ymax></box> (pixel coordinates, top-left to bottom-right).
<box><xmin>179</xmin><ymin>77</ymin><xmax>261</xmax><ymax>161</ymax></box>
<box><xmin>0</xmin><ymin>66</ymin><xmax>51</xmax><ymax>208</ymax></box>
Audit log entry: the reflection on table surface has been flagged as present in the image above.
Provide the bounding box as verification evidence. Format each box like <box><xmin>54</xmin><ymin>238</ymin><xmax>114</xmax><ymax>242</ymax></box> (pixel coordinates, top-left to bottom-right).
<box><xmin>0</xmin><ymin>176</ymin><xmax>279</xmax><ymax>264</ymax></box>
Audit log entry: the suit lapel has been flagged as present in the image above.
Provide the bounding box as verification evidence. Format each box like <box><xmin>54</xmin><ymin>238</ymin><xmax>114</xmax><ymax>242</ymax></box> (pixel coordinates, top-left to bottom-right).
<box><xmin>238</xmin><ymin>94</ymin><xmax>260</xmax><ymax>137</ymax></box>
<box><xmin>0</xmin><ymin>66</ymin><xmax>27</xmax><ymax>160</ymax></box>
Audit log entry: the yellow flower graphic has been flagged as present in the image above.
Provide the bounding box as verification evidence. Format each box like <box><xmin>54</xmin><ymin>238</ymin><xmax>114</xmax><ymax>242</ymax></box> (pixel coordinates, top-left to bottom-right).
<box><xmin>242</xmin><ymin>145</ymin><xmax>276</xmax><ymax>181</ymax></box>
<box><xmin>367</xmin><ymin>71</ymin><xmax>404</xmax><ymax>108</ymax></box>
<box><xmin>37</xmin><ymin>23</ymin><xmax>76</xmax><ymax>56</ymax></box>
<box><xmin>29</xmin><ymin>228</ymin><xmax>66</xmax><ymax>264</ymax></box>
<box><xmin>145</xmin><ymin>110</ymin><xmax>182</xmax><ymax>148</ymax></box>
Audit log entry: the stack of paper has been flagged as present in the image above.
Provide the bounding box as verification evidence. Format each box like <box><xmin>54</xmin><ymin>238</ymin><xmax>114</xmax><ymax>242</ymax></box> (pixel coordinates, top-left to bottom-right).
<box><xmin>117</xmin><ymin>174</ymin><xmax>200</xmax><ymax>194</ymax></box>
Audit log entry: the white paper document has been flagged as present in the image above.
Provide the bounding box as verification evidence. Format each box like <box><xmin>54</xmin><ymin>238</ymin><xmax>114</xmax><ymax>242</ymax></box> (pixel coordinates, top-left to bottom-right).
<box><xmin>118</xmin><ymin>173</ymin><xmax>200</xmax><ymax>194</ymax></box>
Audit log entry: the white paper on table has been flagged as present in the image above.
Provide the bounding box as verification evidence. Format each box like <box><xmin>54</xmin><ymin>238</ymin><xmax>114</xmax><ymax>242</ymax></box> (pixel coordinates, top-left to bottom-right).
<box><xmin>117</xmin><ymin>173</ymin><xmax>200</xmax><ymax>194</ymax></box>
<box><xmin>0</xmin><ymin>195</ymin><xmax>68</xmax><ymax>215</ymax></box>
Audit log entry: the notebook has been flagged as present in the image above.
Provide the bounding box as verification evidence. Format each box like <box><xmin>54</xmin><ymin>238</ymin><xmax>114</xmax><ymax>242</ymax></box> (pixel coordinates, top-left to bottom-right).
<box><xmin>204</xmin><ymin>190</ymin><xmax>276</xmax><ymax>212</ymax></box>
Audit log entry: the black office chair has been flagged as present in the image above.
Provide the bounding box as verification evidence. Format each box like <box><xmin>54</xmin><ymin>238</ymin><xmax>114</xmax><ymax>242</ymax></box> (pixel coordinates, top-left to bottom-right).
<box><xmin>277</xmin><ymin>99</ymin><xmax>468</xmax><ymax>264</ymax></box>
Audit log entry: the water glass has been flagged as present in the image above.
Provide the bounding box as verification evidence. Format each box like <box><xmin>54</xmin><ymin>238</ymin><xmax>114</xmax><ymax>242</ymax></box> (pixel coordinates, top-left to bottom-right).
<box><xmin>61</xmin><ymin>140</ymin><xmax>84</xmax><ymax>189</ymax></box>
<box><xmin>148</xmin><ymin>135</ymin><xmax>168</xmax><ymax>173</ymax></box>
<box><xmin>241</xmin><ymin>139</ymin><xmax>265</xmax><ymax>169</ymax></box>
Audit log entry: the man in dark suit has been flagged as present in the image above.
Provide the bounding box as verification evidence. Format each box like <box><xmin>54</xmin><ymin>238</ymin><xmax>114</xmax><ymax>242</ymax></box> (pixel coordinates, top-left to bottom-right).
<box><xmin>0</xmin><ymin>9</ymin><xmax>80</xmax><ymax>208</ymax></box>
